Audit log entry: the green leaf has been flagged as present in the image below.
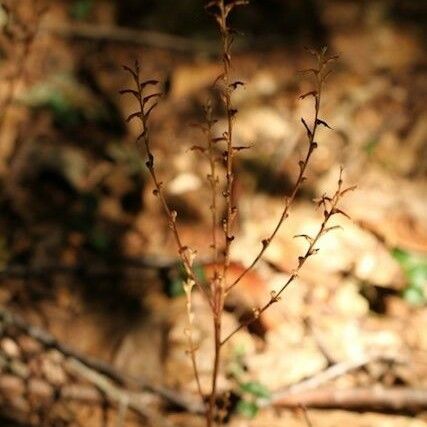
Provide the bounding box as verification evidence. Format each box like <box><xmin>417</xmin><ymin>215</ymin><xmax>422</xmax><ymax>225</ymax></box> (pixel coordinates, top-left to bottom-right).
<box><xmin>193</xmin><ymin>263</ymin><xmax>206</xmax><ymax>283</ymax></box>
<box><xmin>392</xmin><ymin>248</ymin><xmax>427</xmax><ymax>305</ymax></box>
<box><xmin>403</xmin><ymin>287</ymin><xmax>425</xmax><ymax>306</ymax></box>
<box><xmin>407</xmin><ymin>264</ymin><xmax>427</xmax><ymax>290</ymax></box>
<box><xmin>71</xmin><ymin>0</ymin><xmax>93</xmax><ymax>21</ymax></box>
<box><xmin>89</xmin><ymin>228</ymin><xmax>111</xmax><ymax>253</ymax></box>
<box><xmin>168</xmin><ymin>277</ymin><xmax>185</xmax><ymax>298</ymax></box>
<box><xmin>22</xmin><ymin>73</ymin><xmax>111</xmax><ymax>129</ymax></box>
<box><xmin>363</xmin><ymin>139</ymin><xmax>380</xmax><ymax>155</ymax></box>
<box><xmin>240</xmin><ymin>381</ymin><xmax>271</xmax><ymax>399</ymax></box>
<box><xmin>392</xmin><ymin>248</ymin><xmax>411</xmax><ymax>264</ymax></box>
<box><xmin>392</xmin><ymin>248</ymin><xmax>427</xmax><ymax>272</ymax></box>
<box><xmin>236</xmin><ymin>399</ymin><xmax>259</xmax><ymax>419</ymax></box>
<box><xmin>166</xmin><ymin>263</ymin><xmax>206</xmax><ymax>298</ymax></box>
<box><xmin>233</xmin><ymin>343</ymin><xmax>247</xmax><ymax>359</ymax></box>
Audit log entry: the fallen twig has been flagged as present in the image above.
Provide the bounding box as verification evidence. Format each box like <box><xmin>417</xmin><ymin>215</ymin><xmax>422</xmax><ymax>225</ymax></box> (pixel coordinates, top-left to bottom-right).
<box><xmin>298</xmin><ymin>404</ymin><xmax>313</xmax><ymax>427</ymax></box>
<box><xmin>0</xmin><ymin>306</ymin><xmax>204</xmax><ymax>414</ymax></box>
<box><xmin>0</xmin><ymin>369</ymin><xmax>172</xmax><ymax>427</ymax></box>
<box><xmin>0</xmin><ymin>256</ymin><xmax>212</xmax><ymax>279</ymax></box>
<box><xmin>42</xmin><ymin>21</ymin><xmax>218</xmax><ymax>54</ymax></box>
<box><xmin>265</xmin><ymin>352</ymin><xmax>402</xmax><ymax>406</ymax></box>
<box><xmin>272</xmin><ymin>387</ymin><xmax>427</xmax><ymax>411</ymax></box>
<box><xmin>66</xmin><ymin>358</ymin><xmax>174</xmax><ymax>426</ymax></box>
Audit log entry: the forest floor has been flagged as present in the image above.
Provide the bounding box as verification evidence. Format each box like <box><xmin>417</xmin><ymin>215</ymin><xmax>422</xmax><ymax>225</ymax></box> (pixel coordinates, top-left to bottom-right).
<box><xmin>0</xmin><ymin>1</ymin><xmax>426</xmax><ymax>426</ymax></box>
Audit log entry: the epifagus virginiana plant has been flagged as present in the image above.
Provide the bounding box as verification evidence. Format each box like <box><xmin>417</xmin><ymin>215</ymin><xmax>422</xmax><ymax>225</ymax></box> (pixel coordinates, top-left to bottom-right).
<box><xmin>120</xmin><ymin>1</ymin><xmax>355</xmax><ymax>426</ymax></box>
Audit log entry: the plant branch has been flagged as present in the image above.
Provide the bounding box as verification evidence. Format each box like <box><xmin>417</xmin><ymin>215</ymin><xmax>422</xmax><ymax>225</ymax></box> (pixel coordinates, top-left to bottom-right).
<box><xmin>221</xmin><ymin>167</ymin><xmax>353</xmax><ymax>345</ymax></box>
<box><xmin>204</xmin><ymin>2</ymin><xmax>248</xmax><ymax>424</ymax></box>
<box><xmin>121</xmin><ymin>62</ymin><xmax>212</xmax><ymax>308</ymax></box>
<box><xmin>203</xmin><ymin>103</ymin><xmax>220</xmax><ymax>291</ymax></box>
<box><xmin>226</xmin><ymin>49</ymin><xmax>336</xmax><ymax>293</ymax></box>
<box><xmin>121</xmin><ymin>62</ymin><xmax>213</xmax><ymax>414</ymax></box>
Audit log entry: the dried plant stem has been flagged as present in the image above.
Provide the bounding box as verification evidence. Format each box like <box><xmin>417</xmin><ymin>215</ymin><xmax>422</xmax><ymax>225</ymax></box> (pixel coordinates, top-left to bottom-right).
<box><xmin>204</xmin><ymin>104</ymin><xmax>220</xmax><ymax>288</ymax></box>
<box><xmin>226</xmin><ymin>51</ymin><xmax>331</xmax><ymax>293</ymax></box>
<box><xmin>207</xmin><ymin>317</ymin><xmax>222</xmax><ymax>427</ymax></box>
<box><xmin>121</xmin><ymin>4</ymin><xmax>350</xmax><ymax>426</ymax></box>
<box><xmin>206</xmin><ymin>108</ymin><xmax>223</xmax><ymax>426</ymax></box>
<box><xmin>122</xmin><ymin>63</ymin><xmax>211</xmax><ymax>306</ymax></box>
<box><xmin>205</xmin><ymin>2</ymin><xmax>248</xmax><ymax>424</ymax></box>
<box><xmin>218</xmin><ymin>5</ymin><xmax>236</xmax><ymax>284</ymax></box>
<box><xmin>121</xmin><ymin>63</ymin><xmax>209</xmax><ymax>411</ymax></box>
<box><xmin>299</xmin><ymin>405</ymin><xmax>314</xmax><ymax>427</ymax></box>
<box><xmin>184</xmin><ymin>283</ymin><xmax>206</xmax><ymax>406</ymax></box>
<box><xmin>221</xmin><ymin>167</ymin><xmax>348</xmax><ymax>346</ymax></box>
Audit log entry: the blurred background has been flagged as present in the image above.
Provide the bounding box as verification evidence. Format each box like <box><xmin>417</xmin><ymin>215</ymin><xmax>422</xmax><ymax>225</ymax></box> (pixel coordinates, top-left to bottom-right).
<box><xmin>0</xmin><ymin>1</ymin><xmax>426</xmax><ymax>426</ymax></box>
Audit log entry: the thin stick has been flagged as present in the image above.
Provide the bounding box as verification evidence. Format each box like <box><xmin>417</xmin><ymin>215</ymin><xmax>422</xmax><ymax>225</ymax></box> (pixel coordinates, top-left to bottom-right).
<box><xmin>42</xmin><ymin>21</ymin><xmax>218</xmax><ymax>54</ymax></box>
<box><xmin>0</xmin><ymin>255</ymin><xmax>212</xmax><ymax>279</ymax></box>
<box><xmin>271</xmin><ymin>387</ymin><xmax>427</xmax><ymax>410</ymax></box>
<box><xmin>299</xmin><ymin>405</ymin><xmax>313</xmax><ymax>427</ymax></box>
<box><xmin>263</xmin><ymin>352</ymin><xmax>402</xmax><ymax>407</ymax></box>
<box><xmin>66</xmin><ymin>359</ymin><xmax>150</xmax><ymax>420</ymax></box>
<box><xmin>0</xmin><ymin>306</ymin><xmax>204</xmax><ymax>414</ymax></box>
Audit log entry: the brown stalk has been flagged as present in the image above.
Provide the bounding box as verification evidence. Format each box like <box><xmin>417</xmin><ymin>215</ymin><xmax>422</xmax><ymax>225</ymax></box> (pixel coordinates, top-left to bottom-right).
<box><xmin>204</xmin><ymin>2</ymin><xmax>249</xmax><ymax>425</ymax></box>
<box><xmin>122</xmin><ymin>3</ymin><xmax>349</xmax><ymax>426</ymax></box>
<box><xmin>299</xmin><ymin>405</ymin><xmax>314</xmax><ymax>427</ymax></box>
<box><xmin>121</xmin><ymin>62</ymin><xmax>211</xmax><ymax>307</ymax></box>
<box><xmin>221</xmin><ymin>167</ymin><xmax>353</xmax><ymax>346</ymax></box>
<box><xmin>201</xmin><ymin>102</ymin><xmax>220</xmax><ymax>291</ymax></box>
<box><xmin>121</xmin><ymin>62</ymin><xmax>210</xmax><ymax>411</ymax></box>
<box><xmin>226</xmin><ymin>47</ymin><xmax>336</xmax><ymax>293</ymax></box>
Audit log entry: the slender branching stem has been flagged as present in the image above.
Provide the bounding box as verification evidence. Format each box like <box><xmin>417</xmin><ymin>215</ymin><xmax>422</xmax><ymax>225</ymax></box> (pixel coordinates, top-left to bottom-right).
<box><xmin>121</xmin><ymin>63</ymin><xmax>213</xmax><ymax>307</ymax></box>
<box><xmin>184</xmin><ymin>284</ymin><xmax>206</xmax><ymax>407</ymax></box>
<box><xmin>204</xmin><ymin>104</ymin><xmax>220</xmax><ymax>292</ymax></box>
<box><xmin>121</xmin><ymin>3</ymin><xmax>350</xmax><ymax>426</ymax></box>
<box><xmin>120</xmin><ymin>63</ymin><xmax>210</xmax><ymax>413</ymax></box>
<box><xmin>205</xmin><ymin>2</ymin><xmax>248</xmax><ymax>424</ymax></box>
<box><xmin>221</xmin><ymin>166</ymin><xmax>351</xmax><ymax>346</ymax></box>
<box><xmin>226</xmin><ymin>50</ymin><xmax>332</xmax><ymax>293</ymax></box>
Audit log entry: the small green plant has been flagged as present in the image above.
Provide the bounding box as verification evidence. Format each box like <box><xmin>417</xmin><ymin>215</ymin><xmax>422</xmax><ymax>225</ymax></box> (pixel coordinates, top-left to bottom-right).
<box><xmin>70</xmin><ymin>0</ymin><xmax>93</xmax><ymax>21</ymax></box>
<box><xmin>166</xmin><ymin>263</ymin><xmax>207</xmax><ymax>298</ymax></box>
<box><xmin>121</xmin><ymin>1</ymin><xmax>353</xmax><ymax>425</ymax></box>
<box><xmin>22</xmin><ymin>74</ymin><xmax>109</xmax><ymax>128</ymax></box>
<box><xmin>227</xmin><ymin>346</ymin><xmax>270</xmax><ymax>419</ymax></box>
<box><xmin>393</xmin><ymin>248</ymin><xmax>427</xmax><ymax>305</ymax></box>
<box><xmin>236</xmin><ymin>380</ymin><xmax>271</xmax><ymax>418</ymax></box>
<box><xmin>236</xmin><ymin>398</ymin><xmax>260</xmax><ymax>419</ymax></box>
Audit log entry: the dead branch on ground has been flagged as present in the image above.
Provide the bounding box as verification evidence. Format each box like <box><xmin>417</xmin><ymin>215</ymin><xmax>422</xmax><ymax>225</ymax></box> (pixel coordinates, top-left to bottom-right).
<box><xmin>0</xmin><ymin>306</ymin><xmax>204</xmax><ymax>414</ymax></box>
<box><xmin>272</xmin><ymin>387</ymin><xmax>427</xmax><ymax>411</ymax></box>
